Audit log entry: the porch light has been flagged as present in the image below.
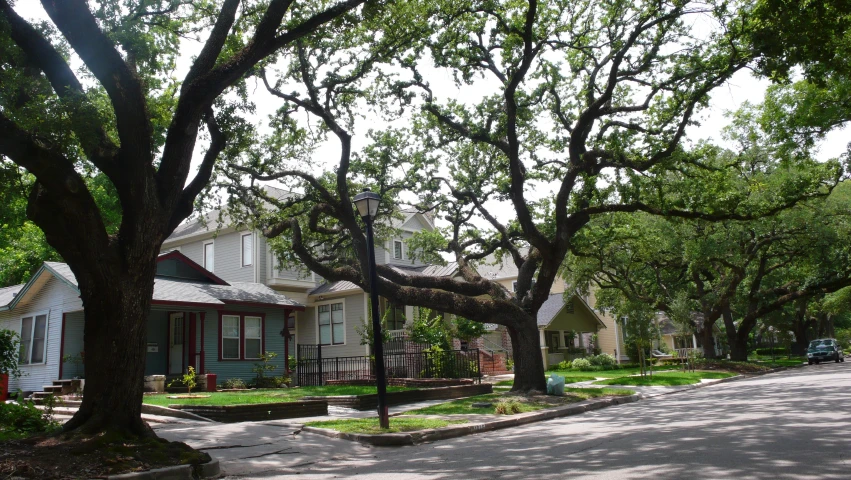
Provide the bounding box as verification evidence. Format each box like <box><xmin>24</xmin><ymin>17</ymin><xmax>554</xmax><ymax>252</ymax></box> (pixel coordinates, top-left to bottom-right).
<box><xmin>353</xmin><ymin>189</ymin><xmax>381</xmax><ymax>219</ymax></box>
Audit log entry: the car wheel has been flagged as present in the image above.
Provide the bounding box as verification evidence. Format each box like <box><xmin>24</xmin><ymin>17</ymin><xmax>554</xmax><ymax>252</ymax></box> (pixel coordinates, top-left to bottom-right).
<box><xmin>816</xmin><ymin>360</ymin><xmax>820</xmax><ymax>364</ymax></box>
<box><xmin>808</xmin><ymin>360</ymin><xmax>813</xmax><ymax>365</ymax></box>
<box><xmin>836</xmin><ymin>357</ymin><xmax>840</xmax><ymax>363</ymax></box>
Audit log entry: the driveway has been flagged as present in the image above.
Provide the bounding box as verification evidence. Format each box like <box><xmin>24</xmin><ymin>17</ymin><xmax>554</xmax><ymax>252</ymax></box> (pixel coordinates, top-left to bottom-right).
<box><xmin>157</xmin><ymin>363</ymin><xmax>851</xmax><ymax>479</ymax></box>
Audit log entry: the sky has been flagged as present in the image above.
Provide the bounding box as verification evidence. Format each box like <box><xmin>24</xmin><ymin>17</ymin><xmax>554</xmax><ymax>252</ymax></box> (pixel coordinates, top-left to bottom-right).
<box><xmin>11</xmin><ymin>2</ymin><xmax>850</xmax><ymax>224</ymax></box>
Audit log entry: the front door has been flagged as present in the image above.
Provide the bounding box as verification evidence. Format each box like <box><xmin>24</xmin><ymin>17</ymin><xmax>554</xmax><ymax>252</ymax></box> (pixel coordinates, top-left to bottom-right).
<box><xmin>169</xmin><ymin>313</ymin><xmax>184</xmax><ymax>375</ymax></box>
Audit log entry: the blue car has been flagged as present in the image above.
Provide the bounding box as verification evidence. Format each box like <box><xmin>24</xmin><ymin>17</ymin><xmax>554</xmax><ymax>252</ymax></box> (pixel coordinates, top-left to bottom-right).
<box><xmin>807</xmin><ymin>339</ymin><xmax>845</xmax><ymax>365</ymax></box>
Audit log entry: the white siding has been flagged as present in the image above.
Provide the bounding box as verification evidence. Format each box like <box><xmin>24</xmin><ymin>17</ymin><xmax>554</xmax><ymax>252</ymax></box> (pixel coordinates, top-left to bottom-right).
<box><xmin>0</xmin><ymin>276</ymin><xmax>82</xmax><ymax>393</ymax></box>
<box><xmin>298</xmin><ymin>293</ymin><xmax>366</xmax><ymax>358</ymax></box>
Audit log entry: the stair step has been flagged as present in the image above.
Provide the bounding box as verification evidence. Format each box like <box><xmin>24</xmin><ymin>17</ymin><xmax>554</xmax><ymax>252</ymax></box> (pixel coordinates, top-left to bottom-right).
<box><xmin>43</xmin><ymin>385</ymin><xmax>63</xmax><ymax>392</ymax></box>
<box><xmin>53</xmin><ymin>379</ymin><xmax>76</xmax><ymax>385</ymax></box>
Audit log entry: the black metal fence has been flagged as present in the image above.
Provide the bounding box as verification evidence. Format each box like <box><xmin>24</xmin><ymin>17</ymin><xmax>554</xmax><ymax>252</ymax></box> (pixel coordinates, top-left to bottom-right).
<box><xmin>296</xmin><ymin>344</ymin><xmax>481</xmax><ymax>386</ymax></box>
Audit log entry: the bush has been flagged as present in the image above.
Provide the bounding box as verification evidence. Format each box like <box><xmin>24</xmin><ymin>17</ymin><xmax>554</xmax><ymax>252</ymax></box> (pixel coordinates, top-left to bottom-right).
<box><xmin>753</xmin><ymin>347</ymin><xmax>789</xmax><ymax>356</ymax></box>
<box><xmin>253</xmin><ymin>376</ymin><xmax>291</xmax><ymax>388</ymax></box>
<box><xmin>220</xmin><ymin>378</ymin><xmax>247</xmax><ymax>389</ymax></box>
<box><xmin>0</xmin><ymin>399</ymin><xmax>60</xmax><ymax>440</ymax></box>
<box><xmin>554</xmin><ymin>360</ymin><xmax>572</xmax><ymax>370</ymax></box>
<box><xmin>588</xmin><ymin>353</ymin><xmax>617</xmax><ymax>367</ymax></box>
<box><xmin>571</xmin><ymin>358</ymin><xmax>592</xmax><ymax>370</ymax></box>
<box><xmin>494</xmin><ymin>398</ymin><xmax>522</xmax><ymax>415</ymax></box>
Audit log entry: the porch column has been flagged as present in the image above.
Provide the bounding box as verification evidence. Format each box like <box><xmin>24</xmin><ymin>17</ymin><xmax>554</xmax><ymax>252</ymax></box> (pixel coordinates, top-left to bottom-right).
<box><xmin>692</xmin><ymin>334</ymin><xmax>698</xmax><ymax>350</ymax></box>
<box><xmin>188</xmin><ymin>312</ymin><xmax>196</xmax><ymax>370</ymax></box>
<box><xmin>199</xmin><ymin>312</ymin><xmax>205</xmax><ymax>374</ymax></box>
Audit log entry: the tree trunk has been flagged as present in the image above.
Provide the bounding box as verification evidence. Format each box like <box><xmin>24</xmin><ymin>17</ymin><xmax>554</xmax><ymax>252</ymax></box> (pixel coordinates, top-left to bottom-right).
<box><xmin>62</xmin><ymin>260</ymin><xmax>157</xmax><ymax>436</ymax></box>
<box><xmin>699</xmin><ymin>324</ymin><xmax>717</xmax><ymax>359</ymax></box>
<box><xmin>729</xmin><ymin>335</ymin><xmax>749</xmax><ymax>361</ymax></box>
<box><xmin>508</xmin><ymin>320</ymin><xmax>547</xmax><ymax>393</ymax></box>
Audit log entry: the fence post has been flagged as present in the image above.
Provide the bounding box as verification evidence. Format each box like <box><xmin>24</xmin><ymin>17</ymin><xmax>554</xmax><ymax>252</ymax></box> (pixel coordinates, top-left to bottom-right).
<box><xmin>335</xmin><ymin>356</ymin><xmax>340</xmax><ymax>381</ymax></box>
<box><xmin>317</xmin><ymin>343</ymin><xmax>323</xmax><ymax>386</ymax></box>
<box><xmin>476</xmin><ymin>349</ymin><xmax>481</xmax><ymax>384</ymax></box>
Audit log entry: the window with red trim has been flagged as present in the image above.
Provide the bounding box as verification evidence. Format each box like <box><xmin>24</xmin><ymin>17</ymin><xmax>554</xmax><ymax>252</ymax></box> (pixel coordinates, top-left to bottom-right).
<box><xmin>219</xmin><ymin>312</ymin><xmax>266</xmax><ymax>360</ymax></box>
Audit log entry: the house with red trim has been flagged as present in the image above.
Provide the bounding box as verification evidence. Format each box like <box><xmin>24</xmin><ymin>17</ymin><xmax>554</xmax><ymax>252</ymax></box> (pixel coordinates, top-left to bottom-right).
<box><xmin>0</xmin><ymin>251</ymin><xmax>303</xmax><ymax>396</ymax></box>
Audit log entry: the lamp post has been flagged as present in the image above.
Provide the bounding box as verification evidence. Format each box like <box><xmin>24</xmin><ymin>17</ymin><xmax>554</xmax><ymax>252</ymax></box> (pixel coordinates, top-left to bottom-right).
<box><xmin>352</xmin><ymin>188</ymin><xmax>390</xmax><ymax>429</ymax></box>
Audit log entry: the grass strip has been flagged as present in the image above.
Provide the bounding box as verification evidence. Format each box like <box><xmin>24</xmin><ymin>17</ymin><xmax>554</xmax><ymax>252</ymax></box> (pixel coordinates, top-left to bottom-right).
<box><xmin>593</xmin><ymin>371</ymin><xmax>734</xmax><ymax>387</ymax></box>
<box><xmin>142</xmin><ymin>386</ymin><xmax>414</xmax><ymax>407</ymax></box>
<box><xmin>304</xmin><ymin>418</ymin><xmax>467</xmax><ymax>434</ymax></box>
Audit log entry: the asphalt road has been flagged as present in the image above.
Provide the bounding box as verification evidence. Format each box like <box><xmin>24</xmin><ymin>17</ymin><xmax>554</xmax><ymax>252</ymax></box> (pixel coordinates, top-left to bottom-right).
<box><xmin>157</xmin><ymin>363</ymin><xmax>851</xmax><ymax>479</ymax></box>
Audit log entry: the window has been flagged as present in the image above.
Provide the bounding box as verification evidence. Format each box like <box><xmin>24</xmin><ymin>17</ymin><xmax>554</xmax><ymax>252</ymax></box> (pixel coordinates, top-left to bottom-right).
<box><xmin>221</xmin><ymin>315</ymin><xmax>240</xmax><ymax>359</ymax></box>
<box><xmin>203</xmin><ymin>241</ymin><xmax>214</xmax><ymax>272</ymax></box>
<box><xmin>244</xmin><ymin>316</ymin><xmax>262</xmax><ymax>359</ymax></box>
<box><xmin>387</xmin><ymin>304</ymin><xmax>406</xmax><ymax>331</ymax></box>
<box><xmin>512</xmin><ymin>281</ymin><xmax>517</xmax><ymax>293</ymax></box>
<box><xmin>393</xmin><ymin>240</ymin><xmax>403</xmax><ymax>259</ymax></box>
<box><xmin>242</xmin><ymin>233</ymin><xmax>253</xmax><ymax>267</ymax></box>
<box><xmin>20</xmin><ymin>313</ymin><xmax>48</xmax><ymax>365</ymax></box>
<box><xmin>318</xmin><ymin>302</ymin><xmax>344</xmax><ymax>345</ymax></box>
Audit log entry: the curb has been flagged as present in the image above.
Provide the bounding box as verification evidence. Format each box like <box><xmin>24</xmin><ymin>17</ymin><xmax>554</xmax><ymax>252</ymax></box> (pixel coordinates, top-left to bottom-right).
<box><xmin>107</xmin><ymin>459</ymin><xmax>220</xmax><ymax>480</ymax></box>
<box><xmin>301</xmin><ymin>393</ymin><xmax>640</xmax><ymax>446</ymax></box>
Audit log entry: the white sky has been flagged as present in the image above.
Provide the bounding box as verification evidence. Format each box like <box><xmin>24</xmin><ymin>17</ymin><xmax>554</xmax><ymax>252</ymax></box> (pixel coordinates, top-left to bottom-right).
<box><xmin>13</xmin><ymin>3</ymin><xmax>849</xmax><ymax>220</ymax></box>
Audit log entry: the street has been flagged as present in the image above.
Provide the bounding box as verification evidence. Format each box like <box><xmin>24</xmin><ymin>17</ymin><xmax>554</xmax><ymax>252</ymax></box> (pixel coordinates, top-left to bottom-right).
<box><xmin>156</xmin><ymin>363</ymin><xmax>851</xmax><ymax>479</ymax></box>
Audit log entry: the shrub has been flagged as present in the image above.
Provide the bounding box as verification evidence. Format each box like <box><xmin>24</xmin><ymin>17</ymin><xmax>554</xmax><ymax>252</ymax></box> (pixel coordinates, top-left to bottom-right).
<box><xmin>0</xmin><ymin>398</ymin><xmax>60</xmax><ymax>440</ymax></box>
<box><xmin>505</xmin><ymin>358</ymin><xmax>514</xmax><ymax>371</ymax></box>
<box><xmin>168</xmin><ymin>366</ymin><xmax>198</xmax><ymax>394</ymax></box>
<box><xmin>553</xmin><ymin>360</ymin><xmax>572</xmax><ymax>371</ymax></box>
<box><xmin>254</xmin><ymin>376</ymin><xmax>291</xmax><ymax>388</ymax></box>
<box><xmin>588</xmin><ymin>353</ymin><xmax>617</xmax><ymax>367</ymax></box>
<box><xmin>494</xmin><ymin>398</ymin><xmax>522</xmax><ymax>415</ymax></box>
<box><xmin>753</xmin><ymin>347</ymin><xmax>789</xmax><ymax>356</ymax></box>
<box><xmin>252</xmin><ymin>352</ymin><xmax>280</xmax><ymax>387</ymax></box>
<box><xmin>571</xmin><ymin>358</ymin><xmax>592</xmax><ymax>370</ymax></box>
<box><xmin>221</xmin><ymin>378</ymin><xmax>247</xmax><ymax>389</ymax></box>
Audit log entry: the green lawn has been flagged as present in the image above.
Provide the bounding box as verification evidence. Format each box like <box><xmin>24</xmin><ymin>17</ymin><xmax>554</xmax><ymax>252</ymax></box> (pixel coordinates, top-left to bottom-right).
<box><xmin>593</xmin><ymin>371</ymin><xmax>734</xmax><ymax>387</ymax></box>
<box><xmin>748</xmin><ymin>357</ymin><xmax>807</xmax><ymax>367</ymax></box>
<box><xmin>403</xmin><ymin>388</ymin><xmax>634</xmax><ymax>416</ymax></box>
<box><xmin>142</xmin><ymin>386</ymin><xmax>415</xmax><ymax>407</ymax></box>
<box><xmin>304</xmin><ymin>418</ymin><xmax>467</xmax><ymax>434</ymax></box>
<box><xmin>546</xmin><ymin>367</ymin><xmax>680</xmax><ymax>379</ymax></box>
<box><xmin>495</xmin><ymin>375</ymin><xmax>598</xmax><ymax>387</ymax></box>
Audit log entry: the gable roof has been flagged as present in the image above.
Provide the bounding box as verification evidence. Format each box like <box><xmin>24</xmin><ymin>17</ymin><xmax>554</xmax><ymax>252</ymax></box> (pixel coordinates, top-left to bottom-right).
<box><xmin>1</xmin><ymin>256</ymin><xmax>303</xmax><ymax>312</ymax></box>
<box><xmin>537</xmin><ymin>293</ymin><xmax>607</xmax><ymax>329</ymax></box>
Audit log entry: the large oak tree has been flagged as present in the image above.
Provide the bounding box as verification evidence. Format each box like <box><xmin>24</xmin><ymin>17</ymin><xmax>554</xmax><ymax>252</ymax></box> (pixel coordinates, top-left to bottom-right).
<box><xmin>219</xmin><ymin>0</ymin><xmax>778</xmax><ymax>391</ymax></box>
<box><xmin>0</xmin><ymin>0</ymin><xmax>370</xmax><ymax>436</ymax></box>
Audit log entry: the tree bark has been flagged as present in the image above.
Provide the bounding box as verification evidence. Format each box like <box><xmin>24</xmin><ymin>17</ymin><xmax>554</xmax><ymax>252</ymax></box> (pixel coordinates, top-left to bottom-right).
<box><xmin>729</xmin><ymin>336</ymin><xmax>749</xmax><ymax>361</ymax></box>
<box><xmin>508</xmin><ymin>320</ymin><xmax>547</xmax><ymax>393</ymax></box>
<box><xmin>61</xmin><ymin>258</ymin><xmax>158</xmax><ymax>436</ymax></box>
<box><xmin>699</xmin><ymin>323</ymin><xmax>717</xmax><ymax>359</ymax></box>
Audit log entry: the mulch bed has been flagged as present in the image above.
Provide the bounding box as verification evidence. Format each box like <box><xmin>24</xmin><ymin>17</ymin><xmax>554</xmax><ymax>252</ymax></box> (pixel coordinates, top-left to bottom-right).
<box><xmin>696</xmin><ymin>360</ymin><xmax>773</xmax><ymax>374</ymax></box>
<box><xmin>0</xmin><ymin>433</ymin><xmax>210</xmax><ymax>479</ymax></box>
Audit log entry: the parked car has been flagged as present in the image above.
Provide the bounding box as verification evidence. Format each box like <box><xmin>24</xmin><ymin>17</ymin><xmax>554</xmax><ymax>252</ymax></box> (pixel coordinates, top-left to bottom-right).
<box><xmin>807</xmin><ymin>339</ymin><xmax>845</xmax><ymax>365</ymax></box>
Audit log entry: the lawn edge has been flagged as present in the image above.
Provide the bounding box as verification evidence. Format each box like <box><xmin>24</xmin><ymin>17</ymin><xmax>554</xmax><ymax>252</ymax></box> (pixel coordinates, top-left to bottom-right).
<box><xmin>106</xmin><ymin>458</ymin><xmax>220</xmax><ymax>480</ymax></box>
<box><xmin>300</xmin><ymin>393</ymin><xmax>641</xmax><ymax>446</ymax></box>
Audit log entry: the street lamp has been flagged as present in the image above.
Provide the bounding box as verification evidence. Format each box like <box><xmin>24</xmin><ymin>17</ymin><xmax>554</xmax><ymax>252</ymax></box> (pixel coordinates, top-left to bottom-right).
<box><xmin>352</xmin><ymin>188</ymin><xmax>390</xmax><ymax>429</ymax></box>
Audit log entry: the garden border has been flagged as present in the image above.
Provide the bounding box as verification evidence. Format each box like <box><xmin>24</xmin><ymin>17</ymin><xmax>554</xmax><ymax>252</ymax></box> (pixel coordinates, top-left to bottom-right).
<box><xmin>301</xmin><ymin>393</ymin><xmax>640</xmax><ymax>446</ymax></box>
<box><xmin>302</xmin><ymin>384</ymin><xmax>492</xmax><ymax>410</ymax></box>
<box><xmin>106</xmin><ymin>458</ymin><xmax>220</xmax><ymax>480</ymax></box>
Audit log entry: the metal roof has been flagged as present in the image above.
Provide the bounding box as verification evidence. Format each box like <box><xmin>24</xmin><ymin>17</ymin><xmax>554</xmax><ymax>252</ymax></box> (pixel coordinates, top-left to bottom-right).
<box><xmin>0</xmin><ymin>284</ymin><xmax>24</xmax><ymax>308</ymax></box>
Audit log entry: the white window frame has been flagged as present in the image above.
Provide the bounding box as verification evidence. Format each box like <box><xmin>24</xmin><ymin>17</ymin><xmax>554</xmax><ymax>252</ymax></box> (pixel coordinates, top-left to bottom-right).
<box><xmin>393</xmin><ymin>240</ymin><xmax>403</xmax><ymax>259</ymax></box>
<box><xmin>243</xmin><ymin>316</ymin><xmax>263</xmax><ymax>360</ymax></box>
<box><xmin>19</xmin><ymin>310</ymin><xmax>49</xmax><ymax>366</ymax></box>
<box><xmin>316</xmin><ymin>299</ymin><xmax>346</xmax><ymax>346</ymax></box>
<box><xmin>221</xmin><ymin>314</ymin><xmax>241</xmax><ymax>360</ymax></box>
<box><xmin>203</xmin><ymin>240</ymin><xmax>215</xmax><ymax>272</ymax></box>
<box><xmin>241</xmin><ymin>232</ymin><xmax>253</xmax><ymax>267</ymax></box>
